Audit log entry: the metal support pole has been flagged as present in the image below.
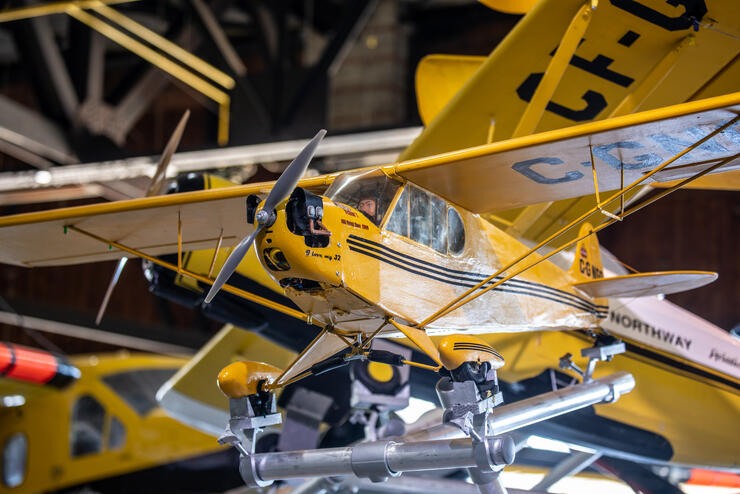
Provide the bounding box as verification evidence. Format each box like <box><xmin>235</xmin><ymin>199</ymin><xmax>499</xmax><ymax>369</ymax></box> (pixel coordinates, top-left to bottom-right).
<box><xmin>243</xmin><ymin>436</ymin><xmax>514</xmax><ymax>485</ymax></box>
<box><xmin>236</xmin><ymin>372</ymin><xmax>634</xmax><ymax>487</ymax></box>
<box><xmin>533</xmin><ymin>450</ymin><xmax>603</xmax><ymax>492</ymax></box>
<box><xmin>404</xmin><ymin>372</ymin><xmax>634</xmax><ymax>442</ymax></box>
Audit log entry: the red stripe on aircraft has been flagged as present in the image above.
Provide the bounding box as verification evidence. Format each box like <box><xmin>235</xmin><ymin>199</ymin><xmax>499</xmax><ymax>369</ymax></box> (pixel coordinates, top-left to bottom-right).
<box><xmin>5</xmin><ymin>345</ymin><xmax>59</xmax><ymax>384</ymax></box>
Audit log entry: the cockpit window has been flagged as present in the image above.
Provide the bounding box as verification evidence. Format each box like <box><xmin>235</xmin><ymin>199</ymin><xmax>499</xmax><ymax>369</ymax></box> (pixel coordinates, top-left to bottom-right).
<box><xmin>325</xmin><ymin>169</ymin><xmax>402</xmax><ymax>226</ymax></box>
<box><xmin>387</xmin><ymin>184</ymin><xmax>465</xmax><ymax>255</ymax></box>
<box><xmin>102</xmin><ymin>368</ymin><xmax>175</xmax><ymax>416</ymax></box>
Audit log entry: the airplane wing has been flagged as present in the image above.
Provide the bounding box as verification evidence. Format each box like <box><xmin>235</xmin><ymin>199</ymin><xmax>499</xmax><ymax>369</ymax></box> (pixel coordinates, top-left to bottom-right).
<box><xmin>0</xmin><ymin>94</ymin><xmax>738</xmax><ymax>269</ymax></box>
<box><xmin>391</xmin><ymin>92</ymin><xmax>740</xmax><ymax>213</ymax></box>
<box><xmin>409</xmin><ymin>0</ymin><xmax>739</xmax><ymax>241</ymax></box>
<box><xmin>402</xmin><ymin>0</ymin><xmax>740</xmax><ymax>161</ymax></box>
<box><xmin>0</xmin><ymin>175</ymin><xmax>338</xmax><ymax>267</ymax></box>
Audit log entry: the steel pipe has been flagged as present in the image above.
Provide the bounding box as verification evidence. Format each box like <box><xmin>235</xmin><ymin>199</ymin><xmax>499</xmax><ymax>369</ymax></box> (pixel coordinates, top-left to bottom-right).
<box><xmin>250</xmin><ymin>437</ymin><xmax>512</xmax><ymax>483</ymax></box>
<box><xmin>241</xmin><ymin>372</ymin><xmax>634</xmax><ymax>486</ymax></box>
<box><xmin>405</xmin><ymin>371</ymin><xmax>635</xmax><ymax>442</ymax></box>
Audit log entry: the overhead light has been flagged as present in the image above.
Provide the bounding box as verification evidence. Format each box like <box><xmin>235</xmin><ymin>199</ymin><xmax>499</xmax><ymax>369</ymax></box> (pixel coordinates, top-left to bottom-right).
<box><xmin>34</xmin><ymin>170</ymin><xmax>52</xmax><ymax>184</ymax></box>
<box><xmin>1</xmin><ymin>395</ymin><xmax>25</xmax><ymax>408</ymax></box>
<box><xmin>396</xmin><ymin>397</ymin><xmax>437</xmax><ymax>424</ymax></box>
<box><xmin>526</xmin><ymin>435</ymin><xmax>571</xmax><ymax>453</ymax></box>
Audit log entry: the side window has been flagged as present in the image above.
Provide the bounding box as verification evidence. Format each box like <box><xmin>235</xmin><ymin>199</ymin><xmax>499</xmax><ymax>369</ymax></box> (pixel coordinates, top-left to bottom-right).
<box><xmin>70</xmin><ymin>395</ymin><xmax>105</xmax><ymax>457</ymax></box>
<box><xmin>108</xmin><ymin>416</ymin><xmax>126</xmax><ymax>450</ymax></box>
<box><xmin>386</xmin><ymin>186</ymin><xmax>408</xmax><ymax>237</ymax></box>
<box><xmin>102</xmin><ymin>368</ymin><xmax>176</xmax><ymax>416</ymax></box>
<box><xmin>387</xmin><ymin>185</ymin><xmax>464</xmax><ymax>255</ymax></box>
<box><xmin>448</xmin><ymin>207</ymin><xmax>465</xmax><ymax>254</ymax></box>
<box><xmin>431</xmin><ymin>196</ymin><xmax>447</xmax><ymax>254</ymax></box>
<box><xmin>409</xmin><ymin>186</ymin><xmax>431</xmax><ymax>246</ymax></box>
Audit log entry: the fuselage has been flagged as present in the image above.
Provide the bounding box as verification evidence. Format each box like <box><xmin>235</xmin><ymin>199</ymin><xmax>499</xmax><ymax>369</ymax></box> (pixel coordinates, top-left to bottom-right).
<box><xmin>253</xmin><ymin>169</ymin><xmax>607</xmax><ymax>336</ymax></box>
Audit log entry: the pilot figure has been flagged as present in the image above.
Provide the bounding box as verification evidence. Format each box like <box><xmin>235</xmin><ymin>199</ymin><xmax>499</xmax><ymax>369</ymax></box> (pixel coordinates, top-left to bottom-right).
<box><xmin>358</xmin><ymin>197</ymin><xmax>377</xmax><ymax>224</ymax></box>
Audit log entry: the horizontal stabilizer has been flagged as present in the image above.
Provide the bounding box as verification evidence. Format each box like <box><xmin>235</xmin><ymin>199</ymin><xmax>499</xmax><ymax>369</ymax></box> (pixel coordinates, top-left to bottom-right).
<box><xmin>573</xmin><ymin>271</ymin><xmax>717</xmax><ymax>299</ymax></box>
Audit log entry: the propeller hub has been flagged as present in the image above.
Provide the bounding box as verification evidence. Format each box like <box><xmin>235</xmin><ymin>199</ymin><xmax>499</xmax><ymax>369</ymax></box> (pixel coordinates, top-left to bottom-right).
<box><xmin>255</xmin><ymin>209</ymin><xmax>275</xmax><ymax>227</ymax></box>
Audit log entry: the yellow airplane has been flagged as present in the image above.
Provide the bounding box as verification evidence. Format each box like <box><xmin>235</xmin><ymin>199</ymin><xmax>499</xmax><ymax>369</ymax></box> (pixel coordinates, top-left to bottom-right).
<box><xmin>1</xmin><ymin>0</ymin><xmax>739</xmax><ymax>481</ymax></box>
<box><xmin>0</xmin><ymin>344</ymin><xmax>238</xmax><ymax>493</ymax></box>
<box><xmin>0</xmin><ymin>92</ymin><xmax>738</xmax><ymax>466</ymax></box>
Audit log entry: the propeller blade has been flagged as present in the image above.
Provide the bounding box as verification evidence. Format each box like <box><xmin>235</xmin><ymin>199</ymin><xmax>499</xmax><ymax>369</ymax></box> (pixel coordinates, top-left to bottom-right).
<box><xmin>145</xmin><ymin>109</ymin><xmax>190</xmax><ymax>197</ymax></box>
<box><xmin>95</xmin><ymin>257</ymin><xmax>128</xmax><ymax>325</ymax></box>
<box><xmin>204</xmin><ymin>224</ymin><xmax>264</xmax><ymax>303</ymax></box>
<box><xmin>205</xmin><ymin>129</ymin><xmax>325</xmax><ymax>304</ymax></box>
<box><xmin>96</xmin><ymin>112</ymin><xmax>188</xmax><ymax>323</ymax></box>
<box><xmin>262</xmin><ymin>129</ymin><xmax>326</xmax><ymax>212</ymax></box>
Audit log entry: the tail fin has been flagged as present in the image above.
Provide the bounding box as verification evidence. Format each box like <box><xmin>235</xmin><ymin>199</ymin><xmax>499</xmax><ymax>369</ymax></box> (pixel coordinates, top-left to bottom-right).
<box><xmin>569</xmin><ymin>223</ymin><xmax>604</xmax><ymax>281</ymax></box>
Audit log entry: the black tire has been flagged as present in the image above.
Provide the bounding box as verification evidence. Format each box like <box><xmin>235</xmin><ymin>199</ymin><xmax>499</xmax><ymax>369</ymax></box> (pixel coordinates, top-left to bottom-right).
<box><xmin>450</xmin><ymin>361</ymin><xmax>490</xmax><ymax>384</ymax></box>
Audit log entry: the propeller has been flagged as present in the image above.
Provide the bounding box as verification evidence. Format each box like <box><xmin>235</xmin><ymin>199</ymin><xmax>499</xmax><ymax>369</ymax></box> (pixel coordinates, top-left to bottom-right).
<box><xmin>95</xmin><ymin>110</ymin><xmax>190</xmax><ymax>325</ymax></box>
<box><xmin>204</xmin><ymin>129</ymin><xmax>326</xmax><ymax>304</ymax></box>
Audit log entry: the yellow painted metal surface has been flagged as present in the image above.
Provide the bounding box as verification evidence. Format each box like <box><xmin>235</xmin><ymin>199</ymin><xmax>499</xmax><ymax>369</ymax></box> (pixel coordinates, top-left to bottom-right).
<box><xmin>478</xmin><ymin>0</ymin><xmax>538</xmax><ymax>15</ymax></box>
<box><xmin>389</xmin><ymin>319</ymin><xmax>442</xmax><ymax>367</ymax></box>
<box><xmin>511</xmin><ymin>1</ymin><xmax>596</xmax><ymax>138</ymax></box>
<box><xmin>568</xmin><ymin>222</ymin><xmax>604</xmax><ymax>281</ymax></box>
<box><xmin>415</xmin><ymin>55</ymin><xmax>486</xmax><ymax>126</ymax></box>
<box><xmin>0</xmin><ymin>0</ymin><xmax>137</xmax><ymax>23</ymax></box>
<box><xmin>653</xmin><ymin>168</ymin><xmax>740</xmax><ymax>190</ymax></box>
<box><xmin>0</xmin><ymin>353</ymin><xmax>222</xmax><ymax>493</ymax></box>
<box><xmin>438</xmin><ymin>334</ymin><xmax>505</xmax><ymax>371</ymax></box>
<box><xmin>217</xmin><ymin>360</ymin><xmax>283</xmax><ymax>398</ymax></box>
<box><xmin>405</xmin><ymin>0</ymin><xmax>739</xmax><ymax>249</ymax></box>
<box><xmin>401</xmin><ymin>0</ymin><xmax>740</xmax><ymax>161</ymax></box>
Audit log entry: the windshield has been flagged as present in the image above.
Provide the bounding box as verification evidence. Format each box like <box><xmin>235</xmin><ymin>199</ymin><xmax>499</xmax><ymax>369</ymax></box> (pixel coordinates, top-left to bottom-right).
<box><xmin>325</xmin><ymin>169</ymin><xmax>402</xmax><ymax>226</ymax></box>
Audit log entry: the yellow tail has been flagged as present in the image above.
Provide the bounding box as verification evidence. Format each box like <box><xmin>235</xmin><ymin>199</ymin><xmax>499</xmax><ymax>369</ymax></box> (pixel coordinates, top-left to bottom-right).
<box><xmin>569</xmin><ymin>223</ymin><xmax>604</xmax><ymax>281</ymax></box>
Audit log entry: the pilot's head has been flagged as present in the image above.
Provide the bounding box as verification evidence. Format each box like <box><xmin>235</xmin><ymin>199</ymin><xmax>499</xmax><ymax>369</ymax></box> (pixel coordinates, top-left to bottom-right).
<box><xmin>358</xmin><ymin>197</ymin><xmax>377</xmax><ymax>222</ymax></box>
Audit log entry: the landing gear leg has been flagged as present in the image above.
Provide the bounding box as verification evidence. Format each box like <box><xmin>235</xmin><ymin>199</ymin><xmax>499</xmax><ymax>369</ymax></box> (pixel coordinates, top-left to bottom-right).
<box><xmin>436</xmin><ymin>343</ymin><xmax>512</xmax><ymax>494</ymax></box>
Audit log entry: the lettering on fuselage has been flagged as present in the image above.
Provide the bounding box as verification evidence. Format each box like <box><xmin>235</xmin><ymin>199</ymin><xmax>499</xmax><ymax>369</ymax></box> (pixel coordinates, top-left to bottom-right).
<box><xmin>305</xmin><ymin>249</ymin><xmax>340</xmax><ymax>262</ymax></box>
<box><xmin>578</xmin><ymin>258</ymin><xmax>603</xmax><ymax>278</ymax></box>
<box><xmin>708</xmin><ymin>348</ymin><xmax>740</xmax><ymax>370</ymax></box>
<box><xmin>513</xmin><ymin>123</ymin><xmax>739</xmax><ymax>185</ymax></box>
<box><xmin>341</xmin><ymin>218</ymin><xmax>369</xmax><ymax>230</ymax></box>
<box><xmin>517</xmin><ymin>0</ymin><xmax>708</xmax><ymax>123</ymax></box>
<box><xmin>610</xmin><ymin>311</ymin><xmax>692</xmax><ymax>350</ymax></box>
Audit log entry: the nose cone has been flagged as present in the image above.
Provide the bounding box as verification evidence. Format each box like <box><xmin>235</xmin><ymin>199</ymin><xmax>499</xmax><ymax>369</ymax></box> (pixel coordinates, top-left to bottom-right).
<box><xmin>256</xmin><ymin>199</ymin><xmax>342</xmax><ymax>287</ymax></box>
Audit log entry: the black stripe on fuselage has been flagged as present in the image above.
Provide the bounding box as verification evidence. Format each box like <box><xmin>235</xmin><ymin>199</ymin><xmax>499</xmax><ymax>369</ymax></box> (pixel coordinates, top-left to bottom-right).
<box><xmin>624</xmin><ymin>341</ymin><xmax>740</xmax><ymax>392</ymax></box>
<box><xmin>453</xmin><ymin>343</ymin><xmax>503</xmax><ymax>359</ymax></box>
<box><xmin>347</xmin><ymin>237</ymin><xmax>606</xmax><ymax>317</ymax></box>
<box><xmin>347</xmin><ymin>235</ymin><xmax>607</xmax><ymax>314</ymax></box>
<box><xmin>348</xmin><ymin>245</ymin><xmax>605</xmax><ymax>317</ymax></box>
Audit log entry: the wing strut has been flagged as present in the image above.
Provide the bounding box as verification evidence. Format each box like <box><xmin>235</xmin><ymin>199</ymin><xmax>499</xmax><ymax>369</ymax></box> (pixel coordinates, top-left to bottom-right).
<box><xmin>66</xmin><ymin>224</ymin><xmax>314</xmax><ymax>325</ymax></box>
<box><xmin>512</xmin><ymin>0</ymin><xmax>597</xmax><ymax>138</ymax></box>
